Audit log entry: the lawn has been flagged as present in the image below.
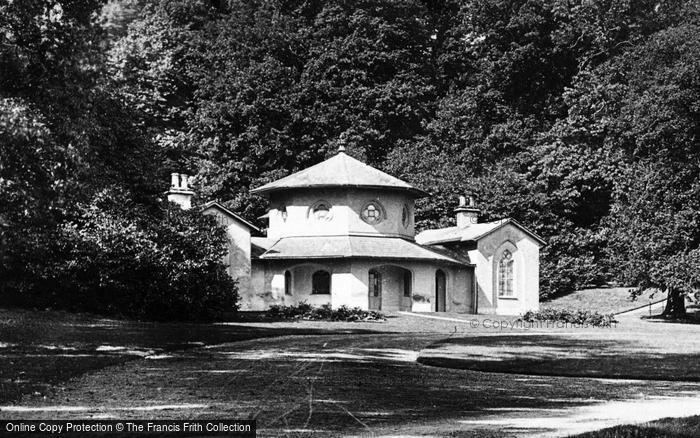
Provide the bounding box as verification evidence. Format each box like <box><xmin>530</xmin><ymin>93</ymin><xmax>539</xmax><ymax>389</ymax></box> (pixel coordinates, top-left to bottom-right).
<box><xmin>0</xmin><ymin>308</ymin><xmax>374</xmax><ymax>404</ymax></box>
<box><xmin>2</xmin><ymin>307</ymin><xmax>700</xmax><ymax>436</ymax></box>
<box><xmin>418</xmin><ymin>309</ymin><xmax>700</xmax><ymax>381</ymax></box>
<box><xmin>542</xmin><ymin>287</ymin><xmax>666</xmax><ymax>314</ymax></box>
<box><xmin>572</xmin><ymin>415</ymin><xmax>700</xmax><ymax>438</ymax></box>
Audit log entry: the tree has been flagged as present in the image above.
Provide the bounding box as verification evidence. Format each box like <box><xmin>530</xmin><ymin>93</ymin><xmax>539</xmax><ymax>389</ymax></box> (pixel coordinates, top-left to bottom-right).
<box><xmin>604</xmin><ymin>21</ymin><xmax>700</xmax><ymax>316</ymax></box>
<box><xmin>1</xmin><ymin>0</ymin><xmax>239</xmax><ymax>320</ymax></box>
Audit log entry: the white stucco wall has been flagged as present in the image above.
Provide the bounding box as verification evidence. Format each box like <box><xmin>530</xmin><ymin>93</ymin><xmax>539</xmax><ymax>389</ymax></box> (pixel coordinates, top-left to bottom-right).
<box><xmin>468</xmin><ymin>224</ymin><xmax>540</xmax><ymax>315</ymax></box>
<box><xmin>245</xmin><ymin>258</ymin><xmax>474</xmax><ymax>313</ymax></box>
<box><xmin>203</xmin><ymin>207</ymin><xmax>252</xmax><ymax>307</ymax></box>
<box><xmin>266</xmin><ymin>188</ymin><xmax>415</xmax><ymax>239</ymax></box>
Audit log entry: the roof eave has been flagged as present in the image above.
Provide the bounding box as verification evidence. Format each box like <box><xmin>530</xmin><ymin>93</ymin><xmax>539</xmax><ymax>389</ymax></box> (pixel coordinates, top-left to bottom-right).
<box><xmin>258</xmin><ymin>254</ymin><xmax>469</xmax><ymax>265</ymax></box>
<box><xmin>418</xmin><ymin>219</ymin><xmax>547</xmax><ymax>247</ymax></box>
<box><xmin>250</xmin><ymin>185</ymin><xmax>429</xmax><ymax>198</ymax></box>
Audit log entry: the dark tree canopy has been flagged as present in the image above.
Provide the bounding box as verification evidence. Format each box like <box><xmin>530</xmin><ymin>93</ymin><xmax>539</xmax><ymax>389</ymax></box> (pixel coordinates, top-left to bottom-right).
<box><xmin>2</xmin><ymin>0</ymin><xmax>699</xmax><ymax>315</ymax></box>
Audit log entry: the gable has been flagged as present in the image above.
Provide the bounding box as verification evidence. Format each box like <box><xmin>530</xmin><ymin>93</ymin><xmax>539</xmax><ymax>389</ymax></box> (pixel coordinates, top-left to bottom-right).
<box><xmin>201</xmin><ymin>201</ymin><xmax>261</xmax><ymax>234</ymax></box>
<box><xmin>476</xmin><ymin>222</ymin><xmax>542</xmax><ymax>255</ymax></box>
<box><xmin>416</xmin><ymin>218</ymin><xmax>545</xmax><ymax>247</ymax></box>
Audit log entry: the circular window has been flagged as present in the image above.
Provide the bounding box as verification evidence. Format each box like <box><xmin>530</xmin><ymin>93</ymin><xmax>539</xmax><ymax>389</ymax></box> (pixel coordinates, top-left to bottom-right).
<box><xmin>402</xmin><ymin>204</ymin><xmax>410</xmax><ymax>228</ymax></box>
<box><xmin>361</xmin><ymin>201</ymin><xmax>384</xmax><ymax>224</ymax></box>
<box><xmin>310</xmin><ymin>201</ymin><xmax>333</xmax><ymax>222</ymax></box>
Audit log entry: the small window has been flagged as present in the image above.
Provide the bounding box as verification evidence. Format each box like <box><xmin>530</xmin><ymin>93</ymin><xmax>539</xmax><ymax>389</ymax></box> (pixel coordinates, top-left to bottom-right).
<box><xmin>361</xmin><ymin>201</ymin><xmax>384</xmax><ymax>224</ymax></box>
<box><xmin>498</xmin><ymin>250</ymin><xmax>514</xmax><ymax>297</ymax></box>
<box><xmin>310</xmin><ymin>201</ymin><xmax>332</xmax><ymax>221</ymax></box>
<box><xmin>369</xmin><ymin>270</ymin><xmax>382</xmax><ymax>297</ymax></box>
<box><xmin>403</xmin><ymin>270</ymin><xmax>412</xmax><ymax>297</ymax></box>
<box><xmin>402</xmin><ymin>204</ymin><xmax>410</xmax><ymax>228</ymax></box>
<box><xmin>284</xmin><ymin>271</ymin><xmax>292</xmax><ymax>296</ymax></box>
<box><xmin>279</xmin><ymin>205</ymin><xmax>288</xmax><ymax>222</ymax></box>
<box><xmin>312</xmin><ymin>270</ymin><xmax>331</xmax><ymax>294</ymax></box>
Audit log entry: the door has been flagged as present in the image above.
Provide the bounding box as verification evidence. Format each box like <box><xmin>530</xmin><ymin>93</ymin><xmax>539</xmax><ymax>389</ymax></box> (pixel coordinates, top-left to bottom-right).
<box><xmin>368</xmin><ymin>270</ymin><xmax>382</xmax><ymax>310</ymax></box>
<box><xmin>435</xmin><ymin>270</ymin><xmax>446</xmax><ymax>312</ymax></box>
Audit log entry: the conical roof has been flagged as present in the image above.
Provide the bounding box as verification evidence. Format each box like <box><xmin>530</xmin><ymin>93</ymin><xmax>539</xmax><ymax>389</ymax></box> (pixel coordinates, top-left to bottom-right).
<box><xmin>250</xmin><ymin>151</ymin><xmax>428</xmax><ymax>197</ymax></box>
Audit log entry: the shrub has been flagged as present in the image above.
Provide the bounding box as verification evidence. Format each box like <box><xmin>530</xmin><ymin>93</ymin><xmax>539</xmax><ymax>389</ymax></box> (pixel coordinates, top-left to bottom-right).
<box><xmin>266</xmin><ymin>302</ymin><xmax>385</xmax><ymax>322</ymax></box>
<box><xmin>267</xmin><ymin>301</ymin><xmax>313</xmax><ymax>319</ymax></box>
<box><xmin>519</xmin><ymin>308</ymin><xmax>617</xmax><ymax>327</ymax></box>
<box><xmin>3</xmin><ymin>191</ymin><xmax>238</xmax><ymax>321</ymax></box>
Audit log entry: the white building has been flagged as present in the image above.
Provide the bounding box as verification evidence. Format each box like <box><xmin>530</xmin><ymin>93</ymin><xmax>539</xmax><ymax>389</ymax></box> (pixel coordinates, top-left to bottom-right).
<box><xmin>168</xmin><ymin>148</ymin><xmax>544</xmax><ymax>315</ymax></box>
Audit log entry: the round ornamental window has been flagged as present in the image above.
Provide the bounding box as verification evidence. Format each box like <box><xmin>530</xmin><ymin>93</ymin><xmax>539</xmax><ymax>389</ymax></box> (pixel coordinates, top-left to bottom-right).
<box><xmin>402</xmin><ymin>204</ymin><xmax>410</xmax><ymax>228</ymax></box>
<box><xmin>310</xmin><ymin>201</ymin><xmax>333</xmax><ymax>222</ymax></box>
<box><xmin>361</xmin><ymin>201</ymin><xmax>384</xmax><ymax>224</ymax></box>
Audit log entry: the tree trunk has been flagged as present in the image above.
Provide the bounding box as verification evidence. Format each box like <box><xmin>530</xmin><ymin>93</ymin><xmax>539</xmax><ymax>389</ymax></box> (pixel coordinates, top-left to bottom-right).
<box><xmin>661</xmin><ymin>286</ymin><xmax>686</xmax><ymax>318</ymax></box>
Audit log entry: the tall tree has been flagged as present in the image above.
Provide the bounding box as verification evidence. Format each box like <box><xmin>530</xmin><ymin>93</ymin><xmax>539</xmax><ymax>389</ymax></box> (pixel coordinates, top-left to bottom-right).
<box><xmin>604</xmin><ymin>20</ymin><xmax>700</xmax><ymax>316</ymax></box>
<box><xmin>1</xmin><ymin>0</ymin><xmax>236</xmax><ymax>319</ymax></box>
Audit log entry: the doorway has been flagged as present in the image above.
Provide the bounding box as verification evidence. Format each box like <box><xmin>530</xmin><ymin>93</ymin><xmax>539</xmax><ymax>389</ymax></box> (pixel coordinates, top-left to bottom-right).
<box><xmin>368</xmin><ymin>269</ymin><xmax>382</xmax><ymax>310</ymax></box>
<box><xmin>435</xmin><ymin>269</ymin><xmax>446</xmax><ymax>312</ymax></box>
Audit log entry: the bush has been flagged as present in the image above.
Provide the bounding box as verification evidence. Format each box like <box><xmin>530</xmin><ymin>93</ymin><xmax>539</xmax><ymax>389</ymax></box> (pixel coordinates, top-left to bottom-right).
<box><xmin>519</xmin><ymin>308</ymin><xmax>617</xmax><ymax>327</ymax></box>
<box><xmin>3</xmin><ymin>190</ymin><xmax>238</xmax><ymax>321</ymax></box>
<box><xmin>266</xmin><ymin>303</ymin><xmax>385</xmax><ymax>322</ymax></box>
<box><xmin>266</xmin><ymin>301</ymin><xmax>314</xmax><ymax>319</ymax></box>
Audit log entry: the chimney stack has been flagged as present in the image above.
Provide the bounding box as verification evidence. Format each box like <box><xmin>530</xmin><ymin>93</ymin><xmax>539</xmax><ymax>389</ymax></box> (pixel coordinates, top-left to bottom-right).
<box><xmin>167</xmin><ymin>173</ymin><xmax>195</xmax><ymax>210</ymax></box>
<box><xmin>455</xmin><ymin>195</ymin><xmax>479</xmax><ymax>228</ymax></box>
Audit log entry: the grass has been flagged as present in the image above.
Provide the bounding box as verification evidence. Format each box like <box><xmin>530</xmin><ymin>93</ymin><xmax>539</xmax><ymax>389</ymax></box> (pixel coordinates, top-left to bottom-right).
<box><xmin>572</xmin><ymin>415</ymin><xmax>700</xmax><ymax>437</ymax></box>
<box><xmin>418</xmin><ymin>314</ymin><xmax>700</xmax><ymax>381</ymax></box>
<box><xmin>7</xmin><ymin>329</ymin><xmax>699</xmax><ymax>436</ymax></box>
<box><xmin>2</xmin><ymin>307</ymin><xmax>700</xmax><ymax>436</ymax></box>
<box><xmin>544</xmin><ymin>287</ymin><xmax>666</xmax><ymax>314</ymax></box>
<box><xmin>0</xmin><ymin>307</ymin><xmax>370</xmax><ymax>404</ymax></box>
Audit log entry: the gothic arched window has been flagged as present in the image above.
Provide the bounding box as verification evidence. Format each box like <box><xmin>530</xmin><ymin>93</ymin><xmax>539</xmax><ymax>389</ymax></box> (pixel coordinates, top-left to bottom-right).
<box><xmin>310</xmin><ymin>201</ymin><xmax>332</xmax><ymax>221</ymax></box>
<box><xmin>498</xmin><ymin>250</ymin><xmax>514</xmax><ymax>297</ymax></box>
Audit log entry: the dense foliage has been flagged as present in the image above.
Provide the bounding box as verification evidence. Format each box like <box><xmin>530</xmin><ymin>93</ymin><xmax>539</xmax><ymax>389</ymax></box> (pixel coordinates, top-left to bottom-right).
<box><xmin>0</xmin><ymin>0</ymin><xmax>236</xmax><ymax>320</ymax></box>
<box><xmin>2</xmin><ymin>0</ymin><xmax>699</xmax><ymax>317</ymax></box>
<box><xmin>266</xmin><ymin>302</ymin><xmax>385</xmax><ymax>322</ymax></box>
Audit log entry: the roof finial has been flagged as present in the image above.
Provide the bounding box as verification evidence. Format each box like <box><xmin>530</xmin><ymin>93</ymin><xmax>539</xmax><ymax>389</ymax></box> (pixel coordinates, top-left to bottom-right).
<box><xmin>338</xmin><ymin>132</ymin><xmax>348</xmax><ymax>153</ymax></box>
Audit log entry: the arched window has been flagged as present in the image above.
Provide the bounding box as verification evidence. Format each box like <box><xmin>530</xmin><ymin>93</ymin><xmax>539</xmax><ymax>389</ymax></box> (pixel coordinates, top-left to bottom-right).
<box><xmin>310</xmin><ymin>201</ymin><xmax>332</xmax><ymax>221</ymax></box>
<box><xmin>498</xmin><ymin>250</ymin><xmax>514</xmax><ymax>297</ymax></box>
<box><xmin>284</xmin><ymin>271</ymin><xmax>292</xmax><ymax>296</ymax></box>
<box><xmin>279</xmin><ymin>205</ymin><xmax>288</xmax><ymax>222</ymax></box>
<box><xmin>369</xmin><ymin>269</ymin><xmax>382</xmax><ymax>297</ymax></box>
<box><xmin>312</xmin><ymin>270</ymin><xmax>331</xmax><ymax>294</ymax></box>
<box><xmin>401</xmin><ymin>204</ymin><xmax>410</xmax><ymax>228</ymax></box>
<box><xmin>403</xmin><ymin>270</ymin><xmax>412</xmax><ymax>297</ymax></box>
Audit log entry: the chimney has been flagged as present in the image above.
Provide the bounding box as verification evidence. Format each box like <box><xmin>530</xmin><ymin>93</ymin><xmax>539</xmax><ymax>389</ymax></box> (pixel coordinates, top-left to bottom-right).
<box><xmin>455</xmin><ymin>195</ymin><xmax>479</xmax><ymax>228</ymax></box>
<box><xmin>167</xmin><ymin>173</ymin><xmax>195</xmax><ymax>210</ymax></box>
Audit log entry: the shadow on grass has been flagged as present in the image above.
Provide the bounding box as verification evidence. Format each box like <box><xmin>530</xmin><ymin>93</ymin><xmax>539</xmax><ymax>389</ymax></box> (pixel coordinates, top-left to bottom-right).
<box><xmin>418</xmin><ymin>335</ymin><xmax>700</xmax><ymax>382</ymax></box>
<box><xmin>158</xmin><ymin>344</ymin><xmax>695</xmax><ymax>436</ymax></box>
<box><xmin>643</xmin><ymin>311</ymin><xmax>700</xmax><ymax>325</ymax></box>
<box><xmin>0</xmin><ymin>308</ymin><xmax>385</xmax><ymax>404</ymax></box>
